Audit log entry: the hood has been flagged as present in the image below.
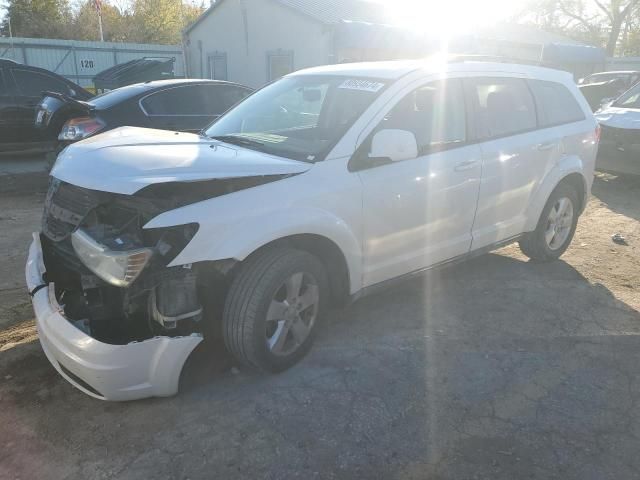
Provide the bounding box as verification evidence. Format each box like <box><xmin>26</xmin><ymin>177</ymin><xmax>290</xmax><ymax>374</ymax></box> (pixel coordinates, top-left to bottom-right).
<box><xmin>595</xmin><ymin>106</ymin><xmax>640</xmax><ymax>130</ymax></box>
<box><xmin>51</xmin><ymin>127</ymin><xmax>312</xmax><ymax>195</ymax></box>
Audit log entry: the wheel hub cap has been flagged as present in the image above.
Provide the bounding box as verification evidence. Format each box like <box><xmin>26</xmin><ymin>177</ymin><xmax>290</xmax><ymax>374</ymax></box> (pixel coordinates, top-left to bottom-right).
<box><xmin>265</xmin><ymin>272</ymin><xmax>319</xmax><ymax>356</ymax></box>
<box><xmin>544</xmin><ymin>197</ymin><xmax>574</xmax><ymax>251</ymax></box>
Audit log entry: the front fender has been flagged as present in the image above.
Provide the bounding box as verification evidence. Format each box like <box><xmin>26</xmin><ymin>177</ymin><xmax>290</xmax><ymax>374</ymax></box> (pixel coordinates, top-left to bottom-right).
<box><xmin>146</xmin><ymin>203</ymin><xmax>363</xmax><ymax>294</ymax></box>
<box><xmin>524</xmin><ymin>155</ymin><xmax>590</xmax><ymax>232</ymax></box>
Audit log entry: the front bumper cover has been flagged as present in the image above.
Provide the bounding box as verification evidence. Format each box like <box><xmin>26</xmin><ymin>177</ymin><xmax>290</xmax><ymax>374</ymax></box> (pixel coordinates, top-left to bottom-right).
<box><xmin>25</xmin><ymin>233</ymin><xmax>202</xmax><ymax>401</ymax></box>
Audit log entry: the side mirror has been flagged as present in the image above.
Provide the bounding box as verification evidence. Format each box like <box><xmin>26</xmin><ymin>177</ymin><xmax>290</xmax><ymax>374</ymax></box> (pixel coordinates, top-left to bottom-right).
<box><xmin>370</xmin><ymin>129</ymin><xmax>418</xmax><ymax>163</ymax></box>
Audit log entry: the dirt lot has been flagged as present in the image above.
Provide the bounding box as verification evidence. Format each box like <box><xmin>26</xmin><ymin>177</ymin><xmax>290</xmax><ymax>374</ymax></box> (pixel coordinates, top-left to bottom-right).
<box><xmin>0</xmin><ymin>168</ymin><xmax>638</xmax><ymax>480</ymax></box>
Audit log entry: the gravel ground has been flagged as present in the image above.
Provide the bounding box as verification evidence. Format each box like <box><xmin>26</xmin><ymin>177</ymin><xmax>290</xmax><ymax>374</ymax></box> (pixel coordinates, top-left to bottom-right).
<box><xmin>0</xmin><ymin>168</ymin><xmax>638</xmax><ymax>480</ymax></box>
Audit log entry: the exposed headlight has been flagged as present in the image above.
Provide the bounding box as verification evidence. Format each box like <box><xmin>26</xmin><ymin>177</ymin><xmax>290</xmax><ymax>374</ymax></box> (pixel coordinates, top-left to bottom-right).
<box><xmin>59</xmin><ymin>116</ymin><xmax>105</xmax><ymax>141</ymax></box>
<box><xmin>71</xmin><ymin>229</ymin><xmax>153</xmax><ymax>287</ymax></box>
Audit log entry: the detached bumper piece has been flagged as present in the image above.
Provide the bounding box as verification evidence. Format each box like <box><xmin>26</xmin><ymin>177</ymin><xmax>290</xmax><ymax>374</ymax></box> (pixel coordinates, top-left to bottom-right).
<box><xmin>26</xmin><ymin>234</ymin><xmax>202</xmax><ymax>401</ymax></box>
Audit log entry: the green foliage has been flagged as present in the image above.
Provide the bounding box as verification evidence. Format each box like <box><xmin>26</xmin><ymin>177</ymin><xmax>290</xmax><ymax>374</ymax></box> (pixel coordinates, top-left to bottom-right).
<box><xmin>0</xmin><ymin>0</ymin><xmax>206</xmax><ymax>44</ymax></box>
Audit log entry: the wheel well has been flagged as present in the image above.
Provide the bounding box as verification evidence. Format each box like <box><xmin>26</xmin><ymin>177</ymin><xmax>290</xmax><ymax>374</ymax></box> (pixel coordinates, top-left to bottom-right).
<box><xmin>245</xmin><ymin>234</ymin><xmax>351</xmax><ymax>305</ymax></box>
<box><xmin>558</xmin><ymin>173</ymin><xmax>587</xmax><ymax>212</ymax></box>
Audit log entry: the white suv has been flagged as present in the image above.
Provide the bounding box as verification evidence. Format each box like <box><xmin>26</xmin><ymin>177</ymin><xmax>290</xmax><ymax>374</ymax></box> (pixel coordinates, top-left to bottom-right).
<box><xmin>26</xmin><ymin>60</ymin><xmax>599</xmax><ymax>400</ymax></box>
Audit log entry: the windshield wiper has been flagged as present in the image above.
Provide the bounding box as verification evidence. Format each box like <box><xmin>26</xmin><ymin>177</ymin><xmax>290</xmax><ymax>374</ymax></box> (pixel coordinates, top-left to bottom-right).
<box><xmin>209</xmin><ymin>135</ymin><xmax>265</xmax><ymax>148</ymax></box>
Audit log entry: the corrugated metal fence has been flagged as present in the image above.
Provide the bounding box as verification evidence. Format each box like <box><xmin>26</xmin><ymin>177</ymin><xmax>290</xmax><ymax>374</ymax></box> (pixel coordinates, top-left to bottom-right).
<box><xmin>0</xmin><ymin>36</ymin><xmax>185</xmax><ymax>88</ymax></box>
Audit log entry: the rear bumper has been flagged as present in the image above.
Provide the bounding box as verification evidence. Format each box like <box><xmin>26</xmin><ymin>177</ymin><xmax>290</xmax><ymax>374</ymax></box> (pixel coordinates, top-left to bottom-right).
<box><xmin>26</xmin><ymin>233</ymin><xmax>202</xmax><ymax>401</ymax></box>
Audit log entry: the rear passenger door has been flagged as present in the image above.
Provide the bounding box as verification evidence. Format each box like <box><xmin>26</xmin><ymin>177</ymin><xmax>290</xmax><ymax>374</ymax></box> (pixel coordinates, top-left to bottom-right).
<box><xmin>10</xmin><ymin>68</ymin><xmax>74</xmax><ymax>143</ymax></box>
<box><xmin>140</xmin><ymin>84</ymin><xmax>251</xmax><ymax>132</ymax></box>
<box><xmin>466</xmin><ymin>76</ymin><xmax>557</xmax><ymax>250</ymax></box>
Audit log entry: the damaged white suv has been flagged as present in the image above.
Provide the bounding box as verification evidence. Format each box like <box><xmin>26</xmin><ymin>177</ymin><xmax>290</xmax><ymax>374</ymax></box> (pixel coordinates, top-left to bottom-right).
<box><xmin>26</xmin><ymin>60</ymin><xmax>598</xmax><ymax>400</ymax></box>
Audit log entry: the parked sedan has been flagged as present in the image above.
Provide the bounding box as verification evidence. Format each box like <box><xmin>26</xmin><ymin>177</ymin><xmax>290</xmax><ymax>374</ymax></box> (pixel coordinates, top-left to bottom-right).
<box><xmin>595</xmin><ymin>82</ymin><xmax>640</xmax><ymax>175</ymax></box>
<box><xmin>0</xmin><ymin>59</ymin><xmax>92</xmax><ymax>153</ymax></box>
<box><xmin>578</xmin><ymin>70</ymin><xmax>640</xmax><ymax>111</ymax></box>
<box><xmin>35</xmin><ymin>79</ymin><xmax>253</xmax><ymax>157</ymax></box>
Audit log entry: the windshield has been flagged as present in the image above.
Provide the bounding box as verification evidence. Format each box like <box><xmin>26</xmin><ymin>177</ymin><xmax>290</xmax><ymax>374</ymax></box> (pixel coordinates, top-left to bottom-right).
<box><xmin>204</xmin><ymin>75</ymin><xmax>388</xmax><ymax>162</ymax></box>
<box><xmin>613</xmin><ymin>83</ymin><xmax>640</xmax><ymax>108</ymax></box>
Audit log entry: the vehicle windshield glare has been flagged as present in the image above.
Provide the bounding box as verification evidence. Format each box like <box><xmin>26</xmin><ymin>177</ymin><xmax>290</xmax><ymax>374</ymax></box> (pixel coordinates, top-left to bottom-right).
<box><xmin>204</xmin><ymin>75</ymin><xmax>388</xmax><ymax>162</ymax></box>
<box><xmin>613</xmin><ymin>83</ymin><xmax>640</xmax><ymax>108</ymax></box>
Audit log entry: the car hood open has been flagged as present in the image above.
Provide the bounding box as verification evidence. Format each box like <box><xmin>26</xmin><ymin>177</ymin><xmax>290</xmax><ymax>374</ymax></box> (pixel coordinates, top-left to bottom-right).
<box><xmin>595</xmin><ymin>106</ymin><xmax>640</xmax><ymax>130</ymax></box>
<box><xmin>51</xmin><ymin>127</ymin><xmax>312</xmax><ymax>195</ymax></box>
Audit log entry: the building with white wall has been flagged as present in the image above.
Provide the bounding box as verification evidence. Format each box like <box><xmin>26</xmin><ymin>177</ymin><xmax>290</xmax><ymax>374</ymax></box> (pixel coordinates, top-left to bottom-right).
<box><xmin>182</xmin><ymin>0</ymin><xmax>387</xmax><ymax>88</ymax></box>
<box><xmin>183</xmin><ymin>0</ymin><xmax>606</xmax><ymax>87</ymax></box>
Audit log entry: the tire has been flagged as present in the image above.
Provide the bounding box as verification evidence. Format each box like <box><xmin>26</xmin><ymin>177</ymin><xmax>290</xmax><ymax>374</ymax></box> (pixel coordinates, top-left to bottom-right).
<box><xmin>223</xmin><ymin>247</ymin><xmax>328</xmax><ymax>372</ymax></box>
<box><xmin>519</xmin><ymin>183</ymin><xmax>580</xmax><ymax>262</ymax></box>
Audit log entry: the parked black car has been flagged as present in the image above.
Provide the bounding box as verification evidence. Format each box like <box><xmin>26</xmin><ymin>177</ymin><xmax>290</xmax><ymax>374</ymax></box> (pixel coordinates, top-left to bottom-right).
<box><xmin>36</xmin><ymin>79</ymin><xmax>253</xmax><ymax>156</ymax></box>
<box><xmin>0</xmin><ymin>59</ymin><xmax>92</xmax><ymax>153</ymax></box>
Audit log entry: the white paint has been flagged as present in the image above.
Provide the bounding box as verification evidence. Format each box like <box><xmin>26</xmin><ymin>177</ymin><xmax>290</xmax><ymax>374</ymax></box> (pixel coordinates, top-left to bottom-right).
<box><xmin>31</xmin><ymin>61</ymin><xmax>598</xmax><ymax>400</ymax></box>
<box><xmin>26</xmin><ymin>234</ymin><xmax>202</xmax><ymax>401</ymax></box>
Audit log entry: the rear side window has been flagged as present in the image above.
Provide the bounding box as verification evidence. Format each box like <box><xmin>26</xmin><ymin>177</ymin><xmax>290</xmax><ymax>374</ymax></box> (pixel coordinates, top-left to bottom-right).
<box><xmin>467</xmin><ymin>77</ymin><xmax>536</xmax><ymax>139</ymax></box>
<box><xmin>12</xmin><ymin>69</ymin><xmax>70</xmax><ymax>97</ymax></box>
<box><xmin>379</xmin><ymin>79</ymin><xmax>466</xmax><ymax>153</ymax></box>
<box><xmin>528</xmin><ymin>80</ymin><xmax>585</xmax><ymax>127</ymax></box>
<box><xmin>142</xmin><ymin>84</ymin><xmax>246</xmax><ymax>115</ymax></box>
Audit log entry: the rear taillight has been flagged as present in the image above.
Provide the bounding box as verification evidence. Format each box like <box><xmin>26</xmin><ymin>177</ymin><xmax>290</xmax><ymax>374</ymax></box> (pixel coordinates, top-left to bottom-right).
<box><xmin>594</xmin><ymin>124</ymin><xmax>602</xmax><ymax>143</ymax></box>
<box><xmin>59</xmin><ymin>116</ymin><xmax>105</xmax><ymax>141</ymax></box>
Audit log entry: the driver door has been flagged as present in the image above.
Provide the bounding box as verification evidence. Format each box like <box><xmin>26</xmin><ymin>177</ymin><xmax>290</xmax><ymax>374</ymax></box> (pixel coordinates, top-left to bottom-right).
<box><xmin>353</xmin><ymin>79</ymin><xmax>483</xmax><ymax>287</ymax></box>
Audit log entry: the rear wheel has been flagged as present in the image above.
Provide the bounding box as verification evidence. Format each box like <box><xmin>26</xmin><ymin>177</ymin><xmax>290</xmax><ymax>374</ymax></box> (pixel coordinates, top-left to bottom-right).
<box><xmin>519</xmin><ymin>183</ymin><xmax>579</xmax><ymax>262</ymax></box>
<box><xmin>223</xmin><ymin>247</ymin><xmax>328</xmax><ymax>372</ymax></box>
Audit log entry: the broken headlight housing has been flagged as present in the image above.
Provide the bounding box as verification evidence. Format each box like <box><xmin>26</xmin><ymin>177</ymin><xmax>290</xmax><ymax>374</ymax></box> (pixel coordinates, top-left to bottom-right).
<box><xmin>71</xmin><ymin>229</ymin><xmax>153</xmax><ymax>287</ymax></box>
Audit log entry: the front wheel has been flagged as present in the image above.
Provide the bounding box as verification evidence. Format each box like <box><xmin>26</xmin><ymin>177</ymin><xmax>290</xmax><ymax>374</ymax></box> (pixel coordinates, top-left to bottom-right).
<box><xmin>519</xmin><ymin>183</ymin><xmax>580</xmax><ymax>262</ymax></box>
<box><xmin>222</xmin><ymin>247</ymin><xmax>328</xmax><ymax>372</ymax></box>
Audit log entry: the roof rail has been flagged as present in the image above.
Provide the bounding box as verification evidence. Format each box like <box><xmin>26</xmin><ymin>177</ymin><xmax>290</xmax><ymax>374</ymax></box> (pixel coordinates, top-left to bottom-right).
<box><xmin>446</xmin><ymin>54</ymin><xmax>542</xmax><ymax>66</ymax></box>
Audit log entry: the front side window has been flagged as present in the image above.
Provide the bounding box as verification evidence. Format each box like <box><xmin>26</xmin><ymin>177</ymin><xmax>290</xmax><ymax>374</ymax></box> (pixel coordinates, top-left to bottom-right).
<box><xmin>468</xmin><ymin>77</ymin><xmax>536</xmax><ymax>139</ymax></box>
<box><xmin>204</xmin><ymin>75</ymin><xmax>388</xmax><ymax>162</ymax></box>
<box><xmin>213</xmin><ymin>85</ymin><xmax>252</xmax><ymax>114</ymax></box>
<box><xmin>142</xmin><ymin>85</ymin><xmax>221</xmax><ymax>115</ymax></box>
<box><xmin>613</xmin><ymin>83</ymin><xmax>640</xmax><ymax>108</ymax></box>
<box><xmin>12</xmin><ymin>69</ymin><xmax>70</xmax><ymax>97</ymax></box>
<box><xmin>528</xmin><ymin>80</ymin><xmax>585</xmax><ymax>127</ymax></box>
<box><xmin>375</xmin><ymin>79</ymin><xmax>466</xmax><ymax>155</ymax></box>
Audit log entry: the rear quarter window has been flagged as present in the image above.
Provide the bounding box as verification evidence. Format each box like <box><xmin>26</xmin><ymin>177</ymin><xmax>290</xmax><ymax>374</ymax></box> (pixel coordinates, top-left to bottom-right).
<box><xmin>528</xmin><ymin>80</ymin><xmax>585</xmax><ymax>127</ymax></box>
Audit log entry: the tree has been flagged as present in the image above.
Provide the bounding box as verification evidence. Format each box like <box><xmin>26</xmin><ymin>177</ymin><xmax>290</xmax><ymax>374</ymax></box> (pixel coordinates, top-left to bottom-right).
<box><xmin>130</xmin><ymin>0</ymin><xmax>203</xmax><ymax>44</ymax></box>
<box><xmin>518</xmin><ymin>0</ymin><xmax>640</xmax><ymax>55</ymax></box>
<box><xmin>0</xmin><ymin>0</ymin><xmax>205</xmax><ymax>44</ymax></box>
<box><xmin>71</xmin><ymin>0</ymin><xmax>134</xmax><ymax>42</ymax></box>
<box><xmin>1</xmin><ymin>0</ymin><xmax>73</xmax><ymax>39</ymax></box>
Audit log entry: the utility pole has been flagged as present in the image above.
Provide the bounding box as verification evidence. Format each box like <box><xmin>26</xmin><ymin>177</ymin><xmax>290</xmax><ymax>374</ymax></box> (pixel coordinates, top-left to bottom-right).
<box><xmin>95</xmin><ymin>0</ymin><xmax>104</xmax><ymax>42</ymax></box>
<box><xmin>7</xmin><ymin>15</ymin><xmax>13</xmax><ymax>59</ymax></box>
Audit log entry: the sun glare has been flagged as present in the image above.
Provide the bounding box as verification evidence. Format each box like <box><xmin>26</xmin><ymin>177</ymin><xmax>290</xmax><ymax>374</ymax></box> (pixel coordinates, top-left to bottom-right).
<box><xmin>383</xmin><ymin>0</ymin><xmax>525</xmax><ymax>37</ymax></box>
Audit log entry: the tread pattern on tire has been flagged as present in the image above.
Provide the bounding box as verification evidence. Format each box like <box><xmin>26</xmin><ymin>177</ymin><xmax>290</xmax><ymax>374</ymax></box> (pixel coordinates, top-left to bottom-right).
<box><xmin>223</xmin><ymin>247</ymin><xmax>323</xmax><ymax>372</ymax></box>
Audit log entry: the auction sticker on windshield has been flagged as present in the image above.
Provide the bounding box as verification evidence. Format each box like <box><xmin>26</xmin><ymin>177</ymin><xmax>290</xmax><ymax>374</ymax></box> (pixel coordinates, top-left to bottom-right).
<box><xmin>339</xmin><ymin>79</ymin><xmax>385</xmax><ymax>92</ymax></box>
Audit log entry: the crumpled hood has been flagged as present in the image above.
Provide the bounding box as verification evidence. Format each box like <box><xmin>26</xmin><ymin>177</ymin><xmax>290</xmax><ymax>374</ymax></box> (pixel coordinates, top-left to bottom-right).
<box><xmin>51</xmin><ymin>127</ymin><xmax>312</xmax><ymax>195</ymax></box>
<box><xmin>595</xmin><ymin>106</ymin><xmax>640</xmax><ymax>130</ymax></box>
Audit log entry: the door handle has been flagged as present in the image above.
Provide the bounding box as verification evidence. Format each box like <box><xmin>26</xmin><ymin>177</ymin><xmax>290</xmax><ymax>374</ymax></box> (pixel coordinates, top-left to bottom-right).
<box><xmin>537</xmin><ymin>142</ymin><xmax>556</xmax><ymax>151</ymax></box>
<box><xmin>454</xmin><ymin>159</ymin><xmax>478</xmax><ymax>172</ymax></box>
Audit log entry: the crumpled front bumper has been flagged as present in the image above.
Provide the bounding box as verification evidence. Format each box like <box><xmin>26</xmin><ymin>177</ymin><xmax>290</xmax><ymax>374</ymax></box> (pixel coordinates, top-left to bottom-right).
<box><xmin>25</xmin><ymin>233</ymin><xmax>203</xmax><ymax>401</ymax></box>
